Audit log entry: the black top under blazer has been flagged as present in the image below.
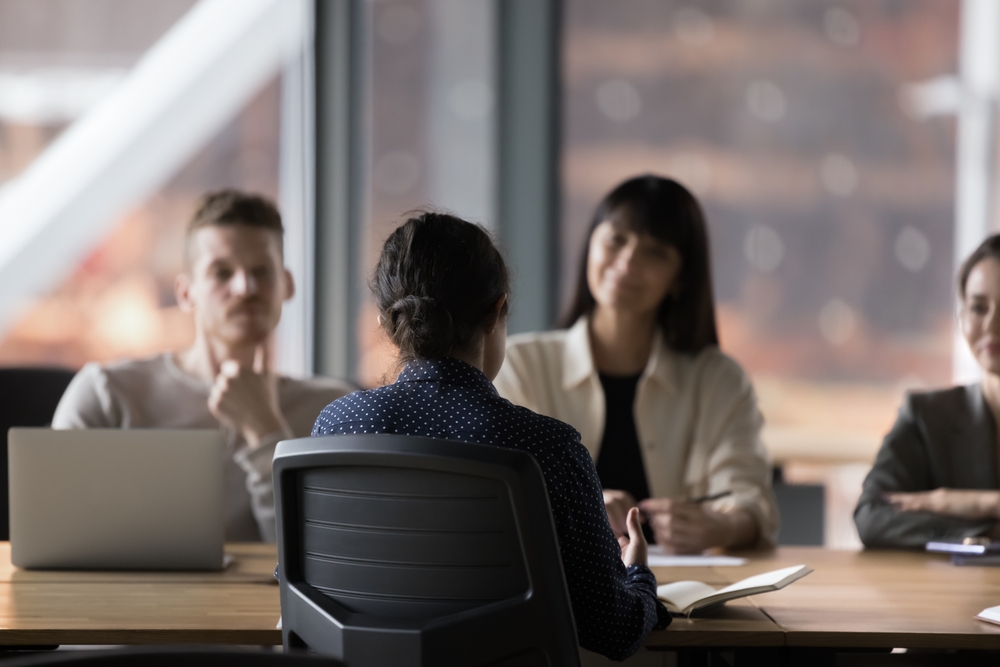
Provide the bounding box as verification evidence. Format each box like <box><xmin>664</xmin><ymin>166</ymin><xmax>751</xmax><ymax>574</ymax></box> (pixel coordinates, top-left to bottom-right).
<box><xmin>854</xmin><ymin>384</ymin><xmax>999</xmax><ymax>548</ymax></box>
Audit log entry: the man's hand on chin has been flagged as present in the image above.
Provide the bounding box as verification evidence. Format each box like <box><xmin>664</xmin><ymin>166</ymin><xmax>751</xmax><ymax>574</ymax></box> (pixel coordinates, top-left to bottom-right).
<box><xmin>207</xmin><ymin>343</ymin><xmax>291</xmax><ymax>449</ymax></box>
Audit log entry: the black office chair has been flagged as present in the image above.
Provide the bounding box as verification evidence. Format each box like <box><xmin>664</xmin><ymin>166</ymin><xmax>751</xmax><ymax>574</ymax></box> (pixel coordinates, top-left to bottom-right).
<box><xmin>274</xmin><ymin>434</ymin><xmax>581</xmax><ymax>667</ymax></box>
<box><xmin>0</xmin><ymin>367</ymin><xmax>76</xmax><ymax>541</ymax></box>
<box><xmin>773</xmin><ymin>467</ymin><xmax>826</xmax><ymax>546</ymax></box>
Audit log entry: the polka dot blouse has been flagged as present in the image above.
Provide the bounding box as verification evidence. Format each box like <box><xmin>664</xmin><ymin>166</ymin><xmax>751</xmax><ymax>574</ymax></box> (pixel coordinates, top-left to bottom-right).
<box><xmin>312</xmin><ymin>357</ymin><xmax>670</xmax><ymax>660</ymax></box>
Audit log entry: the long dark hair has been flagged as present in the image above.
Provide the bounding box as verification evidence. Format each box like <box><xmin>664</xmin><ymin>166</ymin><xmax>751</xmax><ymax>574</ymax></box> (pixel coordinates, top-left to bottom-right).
<box><xmin>959</xmin><ymin>234</ymin><xmax>1000</xmax><ymax>298</ymax></box>
<box><xmin>561</xmin><ymin>175</ymin><xmax>719</xmax><ymax>354</ymax></box>
<box><xmin>372</xmin><ymin>211</ymin><xmax>510</xmax><ymax>362</ymax></box>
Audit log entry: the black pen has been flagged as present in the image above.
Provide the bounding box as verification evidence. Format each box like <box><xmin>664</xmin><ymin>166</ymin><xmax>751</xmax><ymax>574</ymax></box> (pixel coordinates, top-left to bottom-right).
<box><xmin>637</xmin><ymin>490</ymin><xmax>733</xmax><ymax>519</ymax></box>
<box><xmin>688</xmin><ymin>490</ymin><xmax>733</xmax><ymax>504</ymax></box>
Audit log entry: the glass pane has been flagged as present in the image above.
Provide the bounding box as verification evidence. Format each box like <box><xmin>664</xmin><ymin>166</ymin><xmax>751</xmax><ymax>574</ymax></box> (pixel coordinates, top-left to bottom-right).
<box><xmin>0</xmin><ymin>0</ymin><xmax>282</xmax><ymax>368</ymax></box>
<box><xmin>359</xmin><ymin>0</ymin><xmax>496</xmax><ymax>386</ymax></box>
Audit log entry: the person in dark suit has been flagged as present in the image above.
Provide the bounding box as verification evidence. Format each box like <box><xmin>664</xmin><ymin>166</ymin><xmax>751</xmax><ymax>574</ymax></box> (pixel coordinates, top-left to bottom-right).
<box><xmin>855</xmin><ymin>234</ymin><xmax>1000</xmax><ymax>548</ymax></box>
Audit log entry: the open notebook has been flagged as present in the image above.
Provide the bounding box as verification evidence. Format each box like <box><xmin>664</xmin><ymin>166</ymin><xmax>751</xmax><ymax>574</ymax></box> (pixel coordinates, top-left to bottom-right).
<box><xmin>976</xmin><ymin>605</ymin><xmax>1000</xmax><ymax>626</ymax></box>
<box><xmin>657</xmin><ymin>564</ymin><xmax>812</xmax><ymax>616</ymax></box>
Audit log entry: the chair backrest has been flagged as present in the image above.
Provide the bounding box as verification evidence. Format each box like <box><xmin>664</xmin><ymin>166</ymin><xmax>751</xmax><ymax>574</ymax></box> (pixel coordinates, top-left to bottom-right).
<box><xmin>773</xmin><ymin>467</ymin><xmax>825</xmax><ymax>546</ymax></box>
<box><xmin>274</xmin><ymin>434</ymin><xmax>581</xmax><ymax>667</ymax></box>
<box><xmin>0</xmin><ymin>367</ymin><xmax>75</xmax><ymax>540</ymax></box>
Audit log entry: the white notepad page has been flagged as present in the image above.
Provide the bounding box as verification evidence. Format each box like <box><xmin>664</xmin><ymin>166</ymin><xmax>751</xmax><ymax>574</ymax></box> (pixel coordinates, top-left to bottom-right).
<box><xmin>646</xmin><ymin>546</ymin><xmax>747</xmax><ymax>567</ymax></box>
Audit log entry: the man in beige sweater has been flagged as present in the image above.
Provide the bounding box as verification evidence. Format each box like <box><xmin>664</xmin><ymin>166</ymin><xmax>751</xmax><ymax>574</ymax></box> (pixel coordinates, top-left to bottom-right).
<box><xmin>52</xmin><ymin>190</ymin><xmax>352</xmax><ymax>542</ymax></box>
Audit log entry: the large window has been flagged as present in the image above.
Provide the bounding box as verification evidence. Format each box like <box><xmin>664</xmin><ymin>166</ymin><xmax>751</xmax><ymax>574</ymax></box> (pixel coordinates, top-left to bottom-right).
<box><xmin>562</xmin><ymin>0</ymin><xmax>961</xmax><ymax>545</ymax></box>
<box><xmin>3</xmin><ymin>0</ymin><xmax>975</xmax><ymax>548</ymax></box>
<box><xmin>0</xmin><ymin>0</ymin><xmax>306</xmax><ymax>374</ymax></box>
<box><xmin>357</xmin><ymin>0</ymin><xmax>496</xmax><ymax>387</ymax></box>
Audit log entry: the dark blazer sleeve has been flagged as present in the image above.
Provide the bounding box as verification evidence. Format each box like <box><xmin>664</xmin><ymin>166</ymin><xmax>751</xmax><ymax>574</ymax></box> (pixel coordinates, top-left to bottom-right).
<box><xmin>854</xmin><ymin>391</ymin><xmax>994</xmax><ymax>548</ymax></box>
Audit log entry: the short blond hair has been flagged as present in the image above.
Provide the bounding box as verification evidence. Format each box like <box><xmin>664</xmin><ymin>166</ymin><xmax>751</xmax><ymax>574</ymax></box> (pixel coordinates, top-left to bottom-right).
<box><xmin>185</xmin><ymin>190</ymin><xmax>283</xmax><ymax>265</ymax></box>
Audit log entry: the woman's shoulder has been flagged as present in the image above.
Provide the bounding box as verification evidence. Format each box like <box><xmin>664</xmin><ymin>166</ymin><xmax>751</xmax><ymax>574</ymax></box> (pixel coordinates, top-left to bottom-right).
<box><xmin>691</xmin><ymin>345</ymin><xmax>748</xmax><ymax>372</ymax></box>
<box><xmin>876</xmin><ymin>385</ymin><xmax>984</xmax><ymax>459</ymax></box>
<box><xmin>505</xmin><ymin>328</ymin><xmax>572</xmax><ymax>357</ymax></box>
<box><xmin>326</xmin><ymin>383</ymin><xmax>383</xmax><ymax>406</ymax></box>
<box><xmin>672</xmin><ymin>345</ymin><xmax>754</xmax><ymax>390</ymax></box>
<box><xmin>312</xmin><ymin>385</ymin><xmax>391</xmax><ymax>435</ymax></box>
<box><xmin>500</xmin><ymin>395</ymin><xmax>579</xmax><ymax>435</ymax></box>
<box><xmin>496</xmin><ymin>397</ymin><xmax>593</xmax><ymax>461</ymax></box>
<box><xmin>499</xmin><ymin>328</ymin><xmax>576</xmax><ymax>385</ymax></box>
<box><xmin>316</xmin><ymin>385</ymin><xmax>384</xmax><ymax>418</ymax></box>
<box><xmin>899</xmin><ymin>384</ymin><xmax>980</xmax><ymax>421</ymax></box>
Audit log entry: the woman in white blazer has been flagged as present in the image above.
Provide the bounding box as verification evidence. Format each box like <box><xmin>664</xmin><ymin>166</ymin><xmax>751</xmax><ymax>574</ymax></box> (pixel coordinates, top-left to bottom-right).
<box><xmin>494</xmin><ymin>175</ymin><xmax>778</xmax><ymax>553</ymax></box>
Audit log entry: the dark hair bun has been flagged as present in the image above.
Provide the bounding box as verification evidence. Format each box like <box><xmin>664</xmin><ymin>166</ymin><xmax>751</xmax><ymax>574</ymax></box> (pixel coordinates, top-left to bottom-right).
<box><xmin>386</xmin><ymin>295</ymin><xmax>455</xmax><ymax>359</ymax></box>
<box><xmin>372</xmin><ymin>212</ymin><xmax>510</xmax><ymax>362</ymax></box>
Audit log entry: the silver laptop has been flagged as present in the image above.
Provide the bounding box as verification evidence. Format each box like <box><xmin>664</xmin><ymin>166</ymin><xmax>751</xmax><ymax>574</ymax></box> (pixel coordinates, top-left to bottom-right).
<box><xmin>9</xmin><ymin>428</ymin><xmax>225</xmax><ymax>570</ymax></box>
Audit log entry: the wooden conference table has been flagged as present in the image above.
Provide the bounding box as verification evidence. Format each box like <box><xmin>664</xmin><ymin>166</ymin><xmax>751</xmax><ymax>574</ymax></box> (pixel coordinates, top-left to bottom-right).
<box><xmin>0</xmin><ymin>543</ymin><xmax>280</xmax><ymax>646</ymax></box>
<box><xmin>0</xmin><ymin>544</ymin><xmax>997</xmax><ymax>653</ymax></box>
<box><xmin>646</xmin><ymin>547</ymin><xmax>1000</xmax><ymax>652</ymax></box>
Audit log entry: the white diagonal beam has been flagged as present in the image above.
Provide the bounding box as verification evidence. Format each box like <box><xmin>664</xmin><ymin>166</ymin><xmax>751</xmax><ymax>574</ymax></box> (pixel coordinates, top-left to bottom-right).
<box><xmin>0</xmin><ymin>0</ymin><xmax>306</xmax><ymax>335</ymax></box>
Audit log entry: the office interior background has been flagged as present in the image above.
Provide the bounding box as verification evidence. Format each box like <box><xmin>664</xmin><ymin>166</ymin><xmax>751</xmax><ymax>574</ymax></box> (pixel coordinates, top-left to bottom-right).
<box><xmin>0</xmin><ymin>0</ymin><xmax>994</xmax><ymax>548</ymax></box>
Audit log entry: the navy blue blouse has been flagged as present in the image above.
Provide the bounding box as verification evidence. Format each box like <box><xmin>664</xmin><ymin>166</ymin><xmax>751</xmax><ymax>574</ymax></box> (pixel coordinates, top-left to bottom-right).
<box><xmin>312</xmin><ymin>358</ymin><xmax>669</xmax><ymax>660</ymax></box>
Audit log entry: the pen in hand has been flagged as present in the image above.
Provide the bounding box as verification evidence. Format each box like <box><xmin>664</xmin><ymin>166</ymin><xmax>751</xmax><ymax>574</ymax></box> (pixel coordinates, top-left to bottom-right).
<box><xmin>688</xmin><ymin>490</ymin><xmax>733</xmax><ymax>504</ymax></box>
<box><xmin>637</xmin><ymin>490</ymin><xmax>733</xmax><ymax>521</ymax></box>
